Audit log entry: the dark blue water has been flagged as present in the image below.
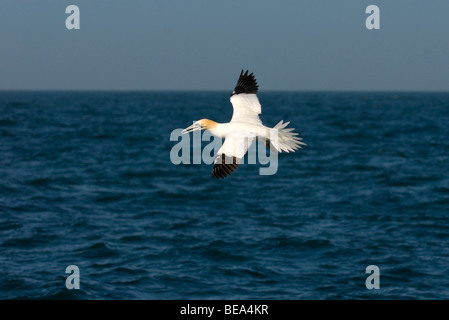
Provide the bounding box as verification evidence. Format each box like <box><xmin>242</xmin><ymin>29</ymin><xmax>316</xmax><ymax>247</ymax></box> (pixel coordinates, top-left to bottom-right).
<box><xmin>1</xmin><ymin>91</ymin><xmax>449</xmax><ymax>299</ymax></box>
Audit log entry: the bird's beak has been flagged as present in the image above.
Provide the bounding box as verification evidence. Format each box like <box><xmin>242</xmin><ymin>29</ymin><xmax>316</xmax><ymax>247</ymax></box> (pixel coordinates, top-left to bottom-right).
<box><xmin>182</xmin><ymin>122</ymin><xmax>200</xmax><ymax>134</ymax></box>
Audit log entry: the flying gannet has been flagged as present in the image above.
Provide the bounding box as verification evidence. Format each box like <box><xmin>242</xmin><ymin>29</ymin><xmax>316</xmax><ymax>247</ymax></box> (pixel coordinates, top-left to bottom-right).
<box><xmin>182</xmin><ymin>70</ymin><xmax>306</xmax><ymax>178</ymax></box>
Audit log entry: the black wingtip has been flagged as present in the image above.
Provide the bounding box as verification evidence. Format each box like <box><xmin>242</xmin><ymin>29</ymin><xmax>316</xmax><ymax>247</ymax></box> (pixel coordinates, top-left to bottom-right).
<box><xmin>212</xmin><ymin>154</ymin><xmax>240</xmax><ymax>179</ymax></box>
<box><xmin>231</xmin><ymin>69</ymin><xmax>258</xmax><ymax>96</ymax></box>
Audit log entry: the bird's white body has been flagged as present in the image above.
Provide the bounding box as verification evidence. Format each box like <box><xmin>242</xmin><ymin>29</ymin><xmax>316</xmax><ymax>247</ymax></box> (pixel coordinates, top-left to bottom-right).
<box><xmin>208</xmin><ymin>122</ymin><xmax>269</xmax><ymax>140</ymax></box>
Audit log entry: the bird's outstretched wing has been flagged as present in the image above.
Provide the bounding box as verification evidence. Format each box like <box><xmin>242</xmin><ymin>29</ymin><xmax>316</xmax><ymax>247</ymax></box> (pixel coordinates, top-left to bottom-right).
<box><xmin>230</xmin><ymin>70</ymin><xmax>262</xmax><ymax>125</ymax></box>
<box><xmin>212</xmin><ymin>134</ymin><xmax>254</xmax><ymax>179</ymax></box>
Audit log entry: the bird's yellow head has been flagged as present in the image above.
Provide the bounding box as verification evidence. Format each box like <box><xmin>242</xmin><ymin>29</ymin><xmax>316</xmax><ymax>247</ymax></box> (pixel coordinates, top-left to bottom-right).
<box><xmin>182</xmin><ymin>119</ymin><xmax>218</xmax><ymax>134</ymax></box>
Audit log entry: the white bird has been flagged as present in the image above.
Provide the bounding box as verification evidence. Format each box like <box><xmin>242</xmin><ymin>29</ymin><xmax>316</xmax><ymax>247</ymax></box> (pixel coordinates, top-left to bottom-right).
<box><xmin>182</xmin><ymin>70</ymin><xmax>306</xmax><ymax>178</ymax></box>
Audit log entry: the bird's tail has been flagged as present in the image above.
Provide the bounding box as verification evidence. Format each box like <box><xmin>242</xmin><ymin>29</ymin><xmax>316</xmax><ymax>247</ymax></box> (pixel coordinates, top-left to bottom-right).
<box><xmin>268</xmin><ymin>120</ymin><xmax>306</xmax><ymax>153</ymax></box>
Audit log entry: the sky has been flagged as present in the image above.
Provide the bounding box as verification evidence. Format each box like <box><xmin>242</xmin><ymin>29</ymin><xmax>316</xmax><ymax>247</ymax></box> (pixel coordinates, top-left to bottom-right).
<box><xmin>1</xmin><ymin>0</ymin><xmax>448</xmax><ymax>91</ymax></box>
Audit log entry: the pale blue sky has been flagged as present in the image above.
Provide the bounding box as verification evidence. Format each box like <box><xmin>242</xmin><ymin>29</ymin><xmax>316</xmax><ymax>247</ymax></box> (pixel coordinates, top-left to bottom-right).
<box><xmin>1</xmin><ymin>0</ymin><xmax>448</xmax><ymax>91</ymax></box>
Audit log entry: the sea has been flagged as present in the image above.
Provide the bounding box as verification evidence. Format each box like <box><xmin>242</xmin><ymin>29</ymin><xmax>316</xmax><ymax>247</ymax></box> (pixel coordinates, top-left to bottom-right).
<box><xmin>1</xmin><ymin>91</ymin><xmax>449</xmax><ymax>300</ymax></box>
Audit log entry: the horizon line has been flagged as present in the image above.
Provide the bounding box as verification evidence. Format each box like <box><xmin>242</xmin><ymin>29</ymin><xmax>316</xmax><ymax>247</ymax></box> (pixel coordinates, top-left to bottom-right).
<box><xmin>1</xmin><ymin>89</ymin><xmax>449</xmax><ymax>93</ymax></box>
